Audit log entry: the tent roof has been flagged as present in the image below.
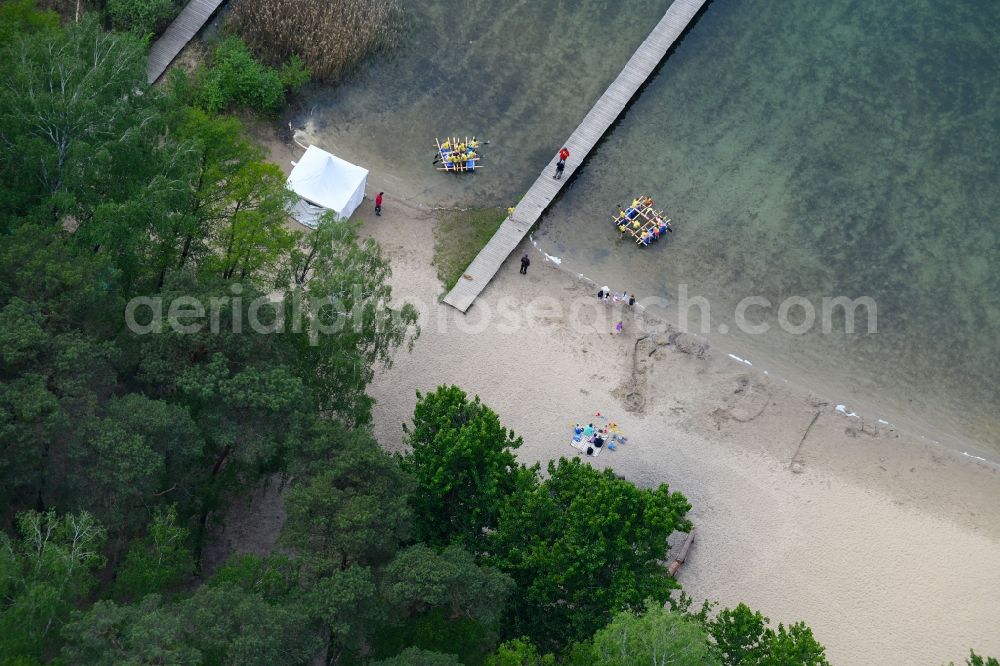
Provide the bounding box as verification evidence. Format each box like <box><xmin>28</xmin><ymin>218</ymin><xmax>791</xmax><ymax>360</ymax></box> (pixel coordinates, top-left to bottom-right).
<box><xmin>286</xmin><ymin>145</ymin><xmax>368</xmax><ymax>214</ymax></box>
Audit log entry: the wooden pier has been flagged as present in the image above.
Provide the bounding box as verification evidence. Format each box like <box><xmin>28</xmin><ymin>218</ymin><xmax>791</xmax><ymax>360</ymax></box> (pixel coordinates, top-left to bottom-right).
<box><xmin>146</xmin><ymin>0</ymin><xmax>226</xmax><ymax>84</ymax></box>
<box><xmin>443</xmin><ymin>0</ymin><xmax>707</xmax><ymax>312</ymax></box>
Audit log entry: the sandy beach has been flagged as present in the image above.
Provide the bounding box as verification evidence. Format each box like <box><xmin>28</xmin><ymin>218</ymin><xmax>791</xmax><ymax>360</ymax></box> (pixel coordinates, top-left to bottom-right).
<box><xmin>247</xmin><ymin>130</ymin><xmax>1000</xmax><ymax>665</ymax></box>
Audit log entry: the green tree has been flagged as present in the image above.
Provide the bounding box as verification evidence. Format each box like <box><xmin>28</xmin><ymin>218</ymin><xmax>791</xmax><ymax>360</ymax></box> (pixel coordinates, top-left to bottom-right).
<box><xmin>114</xmin><ymin>505</ymin><xmax>194</xmax><ymax>600</ymax></box>
<box><xmin>761</xmin><ymin>622</ymin><xmax>828</xmax><ymax>666</ymax></box>
<box><xmin>0</xmin><ymin>18</ymin><xmax>154</xmax><ymax>222</ymax></box>
<box><xmin>60</xmin><ymin>595</ymin><xmax>199</xmax><ymax>665</ymax></box>
<box><xmin>283</xmin><ymin>214</ymin><xmax>418</xmax><ymax>425</ymax></box>
<box><xmin>119</xmin><ymin>215</ymin><xmax>414</xmax><ymax>558</ymax></box>
<box><xmin>0</xmin><ymin>224</ymin><xmax>142</xmax><ymax>521</ymax></box>
<box><xmin>589</xmin><ymin>600</ymin><xmax>721</xmax><ymax>666</ymax></box>
<box><xmin>487</xmin><ymin>638</ymin><xmax>556</xmax><ymax>666</ymax></box>
<box><xmin>153</xmin><ymin>107</ymin><xmax>263</xmax><ymax>287</ymax></box>
<box><xmin>61</xmin><ymin>584</ymin><xmax>324</xmax><ymax>666</ymax></box>
<box><xmin>0</xmin><ymin>510</ymin><xmax>106</xmax><ymax>662</ymax></box>
<box><xmin>707</xmin><ymin>603</ymin><xmax>829</xmax><ymax>666</ymax></box>
<box><xmin>299</xmin><ymin>565</ymin><xmax>383</xmax><ymax>660</ymax></box>
<box><xmin>71</xmin><ymin>558</ymin><xmax>329</xmax><ymax>665</ymax></box>
<box><xmin>198</xmin><ymin>157</ymin><xmax>297</xmax><ymax>284</ymax></box>
<box><xmin>708</xmin><ymin>603</ymin><xmax>771</xmax><ymax>665</ymax></box>
<box><xmin>56</xmin><ymin>393</ymin><xmax>203</xmax><ymax>540</ymax></box>
<box><xmin>0</xmin><ymin>0</ymin><xmax>59</xmax><ymax>46</ymax></box>
<box><xmin>132</xmin><ymin>105</ymin><xmax>300</xmax><ymax>292</ymax></box>
<box><xmin>371</xmin><ymin>646</ymin><xmax>462</xmax><ymax>666</ymax></box>
<box><xmin>210</xmin><ymin>553</ymin><xmax>299</xmax><ymax>597</ymax></box>
<box><xmin>381</xmin><ymin>544</ymin><xmax>514</xmax><ymax>624</ymax></box>
<box><xmin>0</xmin><ymin>16</ymin><xmax>421</xmax><ymax>663</ymax></box>
<box><xmin>124</xmin><ymin>278</ymin><xmax>316</xmax><ymax>553</ymax></box>
<box><xmin>211</xmin><ymin>553</ymin><xmax>383</xmax><ymax>661</ymax></box>
<box><xmin>283</xmin><ymin>430</ymin><xmax>413</xmax><ymax>569</ymax></box>
<box><xmin>180</xmin><ymin>582</ymin><xmax>323</xmax><ymax>665</ymax></box>
<box><xmin>289</xmin><ymin>209</ymin><xmax>358</xmax><ymax>285</ymax></box>
<box><xmin>0</xmin><ymin>17</ymin><xmax>186</xmax><ymax>295</ymax></box>
<box><xmin>106</xmin><ymin>0</ymin><xmax>181</xmax><ymax>36</ymax></box>
<box><xmin>402</xmin><ymin>386</ymin><xmax>536</xmax><ymax>550</ymax></box>
<box><xmin>965</xmin><ymin>652</ymin><xmax>1000</xmax><ymax>666</ymax></box>
<box><xmin>371</xmin><ymin>610</ymin><xmax>495</xmax><ymax>665</ymax></box>
<box><xmin>488</xmin><ymin>457</ymin><xmax>691</xmax><ymax>650</ymax></box>
<box><xmin>191</xmin><ymin>37</ymin><xmax>309</xmax><ymax>114</ymax></box>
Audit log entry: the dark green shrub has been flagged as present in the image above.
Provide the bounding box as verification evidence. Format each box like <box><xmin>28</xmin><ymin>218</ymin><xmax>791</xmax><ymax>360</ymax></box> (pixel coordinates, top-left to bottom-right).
<box><xmin>194</xmin><ymin>36</ymin><xmax>309</xmax><ymax>114</ymax></box>
<box><xmin>106</xmin><ymin>0</ymin><xmax>180</xmax><ymax>36</ymax></box>
<box><xmin>0</xmin><ymin>0</ymin><xmax>59</xmax><ymax>46</ymax></box>
<box><xmin>279</xmin><ymin>55</ymin><xmax>311</xmax><ymax>90</ymax></box>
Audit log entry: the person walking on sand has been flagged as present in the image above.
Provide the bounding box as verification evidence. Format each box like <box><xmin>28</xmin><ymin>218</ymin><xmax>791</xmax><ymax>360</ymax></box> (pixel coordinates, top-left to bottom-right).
<box><xmin>520</xmin><ymin>253</ymin><xmax>530</xmax><ymax>275</ymax></box>
<box><xmin>613</xmin><ymin>321</ymin><xmax>623</xmax><ymax>335</ymax></box>
<box><xmin>375</xmin><ymin>192</ymin><xmax>383</xmax><ymax>216</ymax></box>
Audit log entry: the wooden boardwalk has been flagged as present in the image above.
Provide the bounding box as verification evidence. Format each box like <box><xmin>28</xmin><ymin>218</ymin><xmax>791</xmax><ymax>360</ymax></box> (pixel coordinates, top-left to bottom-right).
<box><xmin>443</xmin><ymin>0</ymin><xmax>707</xmax><ymax>312</ymax></box>
<box><xmin>147</xmin><ymin>0</ymin><xmax>226</xmax><ymax>84</ymax></box>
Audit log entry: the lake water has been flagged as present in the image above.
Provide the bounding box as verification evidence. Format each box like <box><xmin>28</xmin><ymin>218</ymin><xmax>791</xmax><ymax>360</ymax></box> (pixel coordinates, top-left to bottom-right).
<box><xmin>296</xmin><ymin>0</ymin><xmax>1000</xmax><ymax>454</ymax></box>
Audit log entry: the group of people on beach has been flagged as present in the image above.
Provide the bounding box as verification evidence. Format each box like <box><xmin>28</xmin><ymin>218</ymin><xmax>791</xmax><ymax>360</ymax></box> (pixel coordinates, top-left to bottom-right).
<box><xmin>571</xmin><ymin>415</ymin><xmax>625</xmax><ymax>457</ymax></box>
<box><xmin>597</xmin><ymin>286</ymin><xmax>633</xmax><ymax>336</ymax></box>
<box><xmin>597</xmin><ymin>286</ymin><xmax>635</xmax><ymax>307</ymax></box>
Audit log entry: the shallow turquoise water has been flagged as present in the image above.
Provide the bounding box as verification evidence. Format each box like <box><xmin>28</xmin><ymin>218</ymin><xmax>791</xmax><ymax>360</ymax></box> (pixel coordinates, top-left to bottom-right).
<box><xmin>299</xmin><ymin>0</ymin><xmax>1000</xmax><ymax>452</ymax></box>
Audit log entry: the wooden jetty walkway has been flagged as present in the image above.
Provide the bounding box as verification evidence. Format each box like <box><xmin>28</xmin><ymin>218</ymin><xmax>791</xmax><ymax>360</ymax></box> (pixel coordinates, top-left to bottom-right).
<box><xmin>443</xmin><ymin>0</ymin><xmax>707</xmax><ymax>312</ymax></box>
<box><xmin>147</xmin><ymin>0</ymin><xmax>226</xmax><ymax>84</ymax></box>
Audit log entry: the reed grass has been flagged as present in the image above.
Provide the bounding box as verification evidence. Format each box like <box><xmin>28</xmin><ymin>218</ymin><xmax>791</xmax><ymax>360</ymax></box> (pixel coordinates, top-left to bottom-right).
<box><xmin>227</xmin><ymin>0</ymin><xmax>403</xmax><ymax>82</ymax></box>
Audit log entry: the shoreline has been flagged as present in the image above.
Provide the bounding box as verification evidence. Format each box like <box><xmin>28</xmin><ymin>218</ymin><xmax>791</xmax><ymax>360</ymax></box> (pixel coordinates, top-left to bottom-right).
<box><xmin>253</xmin><ymin>125</ymin><xmax>1000</xmax><ymax>665</ymax></box>
<box><xmin>524</xmin><ymin>232</ymin><xmax>1000</xmax><ymax>467</ymax></box>
<box><xmin>291</xmin><ymin>109</ymin><xmax>999</xmax><ymax>463</ymax></box>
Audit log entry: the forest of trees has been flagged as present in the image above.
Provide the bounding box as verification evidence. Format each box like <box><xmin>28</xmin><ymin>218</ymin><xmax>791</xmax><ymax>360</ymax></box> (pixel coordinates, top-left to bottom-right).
<box><xmin>0</xmin><ymin>3</ymin><xmax>994</xmax><ymax>665</ymax></box>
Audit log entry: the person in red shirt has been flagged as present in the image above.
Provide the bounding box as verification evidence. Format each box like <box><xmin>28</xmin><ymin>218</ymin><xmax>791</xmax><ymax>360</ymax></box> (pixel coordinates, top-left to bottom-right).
<box><xmin>375</xmin><ymin>192</ymin><xmax>383</xmax><ymax>216</ymax></box>
<box><xmin>554</xmin><ymin>147</ymin><xmax>570</xmax><ymax>179</ymax></box>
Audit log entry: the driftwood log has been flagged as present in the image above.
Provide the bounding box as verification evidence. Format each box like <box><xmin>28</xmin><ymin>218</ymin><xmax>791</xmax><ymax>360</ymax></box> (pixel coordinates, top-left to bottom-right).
<box><xmin>668</xmin><ymin>528</ymin><xmax>696</xmax><ymax>577</ymax></box>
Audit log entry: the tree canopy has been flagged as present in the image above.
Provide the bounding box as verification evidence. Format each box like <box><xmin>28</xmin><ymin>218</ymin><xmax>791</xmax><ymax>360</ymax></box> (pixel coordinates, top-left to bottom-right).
<box><xmin>0</xmin><ymin>510</ymin><xmax>106</xmax><ymax>662</ymax></box>
<box><xmin>589</xmin><ymin>601</ymin><xmax>722</xmax><ymax>666</ymax></box>
<box><xmin>488</xmin><ymin>457</ymin><xmax>692</xmax><ymax>649</ymax></box>
<box><xmin>402</xmin><ymin>385</ymin><xmax>537</xmax><ymax>550</ymax></box>
<box><xmin>0</xmin><ymin>13</ymin><xmax>416</xmax><ymax>661</ymax></box>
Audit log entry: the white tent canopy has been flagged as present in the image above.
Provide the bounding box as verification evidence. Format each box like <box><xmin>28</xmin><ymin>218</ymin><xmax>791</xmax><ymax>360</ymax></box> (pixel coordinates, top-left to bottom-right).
<box><xmin>286</xmin><ymin>145</ymin><xmax>369</xmax><ymax>228</ymax></box>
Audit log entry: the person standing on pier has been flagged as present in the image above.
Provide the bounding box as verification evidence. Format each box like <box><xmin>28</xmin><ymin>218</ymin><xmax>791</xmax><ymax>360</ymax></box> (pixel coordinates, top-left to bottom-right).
<box><xmin>554</xmin><ymin>147</ymin><xmax>570</xmax><ymax>179</ymax></box>
<box><xmin>520</xmin><ymin>253</ymin><xmax>530</xmax><ymax>274</ymax></box>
